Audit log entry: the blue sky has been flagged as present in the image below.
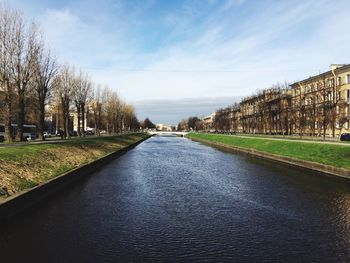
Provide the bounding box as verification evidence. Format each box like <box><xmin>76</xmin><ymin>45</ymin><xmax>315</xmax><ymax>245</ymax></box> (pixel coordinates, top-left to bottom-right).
<box><xmin>4</xmin><ymin>0</ymin><xmax>350</xmax><ymax>123</ymax></box>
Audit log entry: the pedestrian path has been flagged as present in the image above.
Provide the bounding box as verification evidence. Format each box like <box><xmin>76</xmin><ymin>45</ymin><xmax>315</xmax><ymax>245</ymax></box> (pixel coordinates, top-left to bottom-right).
<box><xmin>232</xmin><ymin>134</ymin><xmax>350</xmax><ymax>146</ymax></box>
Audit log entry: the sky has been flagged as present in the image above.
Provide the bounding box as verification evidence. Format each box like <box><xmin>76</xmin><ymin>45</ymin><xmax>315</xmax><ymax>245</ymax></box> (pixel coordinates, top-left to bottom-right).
<box><xmin>3</xmin><ymin>0</ymin><xmax>350</xmax><ymax>124</ymax></box>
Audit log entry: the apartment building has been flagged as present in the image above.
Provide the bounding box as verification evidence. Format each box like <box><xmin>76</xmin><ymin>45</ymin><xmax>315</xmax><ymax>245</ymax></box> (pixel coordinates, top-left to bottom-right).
<box><xmin>228</xmin><ymin>106</ymin><xmax>243</xmax><ymax>133</ymax></box>
<box><xmin>240</xmin><ymin>88</ymin><xmax>292</xmax><ymax>135</ymax></box>
<box><xmin>201</xmin><ymin>64</ymin><xmax>349</xmax><ymax>138</ymax></box>
<box><xmin>290</xmin><ymin>64</ymin><xmax>350</xmax><ymax>137</ymax></box>
<box><xmin>202</xmin><ymin>113</ymin><xmax>216</xmax><ymax>131</ymax></box>
<box><xmin>240</xmin><ymin>94</ymin><xmax>260</xmax><ymax>134</ymax></box>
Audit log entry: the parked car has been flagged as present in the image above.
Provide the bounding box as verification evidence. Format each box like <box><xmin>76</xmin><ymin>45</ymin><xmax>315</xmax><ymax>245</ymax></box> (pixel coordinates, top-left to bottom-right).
<box><xmin>0</xmin><ymin>135</ymin><xmax>4</xmax><ymax>143</ymax></box>
<box><xmin>69</xmin><ymin>131</ymin><xmax>78</xmax><ymax>137</ymax></box>
<box><xmin>340</xmin><ymin>133</ymin><xmax>350</xmax><ymax>141</ymax></box>
<box><xmin>85</xmin><ymin>130</ymin><xmax>94</xmax><ymax>135</ymax></box>
<box><xmin>43</xmin><ymin>131</ymin><xmax>51</xmax><ymax>138</ymax></box>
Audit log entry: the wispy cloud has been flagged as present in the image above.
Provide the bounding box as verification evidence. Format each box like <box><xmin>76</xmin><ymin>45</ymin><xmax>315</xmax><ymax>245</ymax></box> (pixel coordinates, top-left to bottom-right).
<box><xmin>5</xmin><ymin>0</ymin><xmax>350</xmax><ymax>105</ymax></box>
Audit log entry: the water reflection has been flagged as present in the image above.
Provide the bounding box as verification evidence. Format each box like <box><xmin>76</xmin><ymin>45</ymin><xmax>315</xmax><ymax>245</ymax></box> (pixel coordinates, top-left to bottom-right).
<box><xmin>0</xmin><ymin>135</ymin><xmax>350</xmax><ymax>262</ymax></box>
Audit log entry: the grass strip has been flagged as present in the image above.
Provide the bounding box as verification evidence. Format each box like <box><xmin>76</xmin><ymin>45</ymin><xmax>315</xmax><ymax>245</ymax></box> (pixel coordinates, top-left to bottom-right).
<box><xmin>0</xmin><ymin>133</ymin><xmax>149</xmax><ymax>199</ymax></box>
<box><xmin>187</xmin><ymin>133</ymin><xmax>350</xmax><ymax>170</ymax></box>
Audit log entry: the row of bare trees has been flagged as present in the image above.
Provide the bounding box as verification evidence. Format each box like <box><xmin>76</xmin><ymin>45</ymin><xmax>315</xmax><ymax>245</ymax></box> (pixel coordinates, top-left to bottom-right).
<box><xmin>239</xmin><ymin>84</ymin><xmax>292</xmax><ymax>135</ymax></box>
<box><xmin>90</xmin><ymin>85</ymin><xmax>139</xmax><ymax>136</ymax></box>
<box><xmin>177</xmin><ymin>116</ymin><xmax>202</xmax><ymax>131</ymax></box>
<box><xmin>213</xmin><ymin>80</ymin><xmax>348</xmax><ymax>138</ymax></box>
<box><xmin>0</xmin><ymin>5</ymin><xmax>140</xmax><ymax>142</ymax></box>
<box><xmin>179</xmin><ymin>78</ymin><xmax>349</xmax><ymax>138</ymax></box>
<box><xmin>0</xmin><ymin>5</ymin><xmax>46</xmax><ymax>142</ymax></box>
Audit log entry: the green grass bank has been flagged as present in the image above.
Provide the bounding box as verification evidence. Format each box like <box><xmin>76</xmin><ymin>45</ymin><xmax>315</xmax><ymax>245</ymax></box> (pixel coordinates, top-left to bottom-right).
<box><xmin>0</xmin><ymin>133</ymin><xmax>149</xmax><ymax>199</ymax></box>
<box><xmin>187</xmin><ymin>133</ymin><xmax>350</xmax><ymax>176</ymax></box>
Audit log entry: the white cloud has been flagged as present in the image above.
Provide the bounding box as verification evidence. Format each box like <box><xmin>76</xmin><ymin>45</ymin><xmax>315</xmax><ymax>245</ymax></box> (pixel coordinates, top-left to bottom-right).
<box><xmin>6</xmin><ymin>0</ymin><xmax>350</xmax><ymax>103</ymax></box>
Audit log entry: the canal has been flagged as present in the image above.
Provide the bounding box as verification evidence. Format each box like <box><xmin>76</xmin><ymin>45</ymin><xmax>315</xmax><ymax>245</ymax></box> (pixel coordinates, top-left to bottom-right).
<box><xmin>1</xmin><ymin>135</ymin><xmax>350</xmax><ymax>262</ymax></box>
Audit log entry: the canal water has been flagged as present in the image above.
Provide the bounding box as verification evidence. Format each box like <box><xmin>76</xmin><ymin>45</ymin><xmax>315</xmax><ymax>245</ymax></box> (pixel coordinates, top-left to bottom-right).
<box><xmin>1</xmin><ymin>135</ymin><xmax>350</xmax><ymax>262</ymax></box>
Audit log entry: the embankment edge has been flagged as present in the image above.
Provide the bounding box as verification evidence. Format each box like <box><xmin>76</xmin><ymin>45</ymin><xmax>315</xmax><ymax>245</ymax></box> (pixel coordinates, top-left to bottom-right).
<box><xmin>0</xmin><ymin>135</ymin><xmax>152</xmax><ymax>221</ymax></box>
<box><xmin>188</xmin><ymin>136</ymin><xmax>350</xmax><ymax>180</ymax></box>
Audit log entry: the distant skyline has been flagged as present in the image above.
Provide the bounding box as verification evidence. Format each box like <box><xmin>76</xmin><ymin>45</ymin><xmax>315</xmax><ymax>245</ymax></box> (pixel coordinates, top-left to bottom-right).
<box><xmin>133</xmin><ymin>96</ymin><xmax>241</xmax><ymax>125</ymax></box>
<box><xmin>4</xmin><ymin>0</ymin><xmax>350</xmax><ymax>122</ymax></box>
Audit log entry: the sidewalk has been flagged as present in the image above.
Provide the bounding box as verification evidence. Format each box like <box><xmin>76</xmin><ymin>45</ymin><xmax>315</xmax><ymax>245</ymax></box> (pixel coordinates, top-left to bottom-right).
<box><xmin>0</xmin><ymin>134</ymin><xmax>113</xmax><ymax>148</ymax></box>
<box><xmin>229</xmin><ymin>134</ymin><xmax>350</xmax><ymax>146</ymax></box>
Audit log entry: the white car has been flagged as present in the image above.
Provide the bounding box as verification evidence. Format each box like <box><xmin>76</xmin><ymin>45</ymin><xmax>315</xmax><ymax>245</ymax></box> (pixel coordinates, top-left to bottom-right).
<box><xmin>43</xmin><ymin>131</ymin><xmax>51</xmax><ymax>138</ymax></box>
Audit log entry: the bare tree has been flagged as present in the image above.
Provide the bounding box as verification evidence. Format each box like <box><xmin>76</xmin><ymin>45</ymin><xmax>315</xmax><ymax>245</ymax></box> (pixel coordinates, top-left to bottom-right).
<box><xmin>56</xmin><ymin>65</ymin><xmax>75</xmax><ymax>138</ymax></box>
<box><xmin>117</xmin><ymin>101</ymin><xmax>125</xmax><ymax>134</ymax></box>
<box><xmin>91</xmin><ymin>85</ymin><xmax>102</xmax><ymax>135</ymax></box>
<box><xmin>254</xmin><ymin>90</ymin><xmax>265</xmax><ymax>134</ymax></box>
<box><xmin>33</xmin><ymin>46</ymin><xmax>58</xmax><ymax>140</ymax></box>
<box><xmin>142</xmin><ymin>118</ymin><xmax>156</xmax><ymax>129</ymax></box>
<box><xmin>102</xmin><ymin>86</ymin><xmax>113</xmax><ymax>134</ymax></box>
<box><xmin>123</xmin><ymin>104</ymin><xmax>137</xmax><ymax>131</ymax></box>
<box><xmin>337</xmin><ymin>94</ymin><xmax>349</xmax><ymax>138</ymax></box>
<box><xmin>214</xmin><ymin>108</ymin><xmax>231</xmax><ymax>132</ymax></box>
<box><xmin>1</xmin><ymin>4</ymin><xmax>141</xmax><ymax>143</ymax></box>
<box><xmin>187</xmin><ymin>116</ymin><xmax>201</xmax><ymax>131</ymax></box>
<box><xmin>11</xmin><ymin>17</ymin><xmax>40</xmax><ymax>141</ymax></box>
<box><xmin>231</xmin><ymin>103</ymin><xmax>241</xmax><ymax>133</ymax></box>
<box><xmin>330</xmin><ymin>70</ymin><xmax>343</xmax><ymax>137</ymax></box>
<box><xmin>102</xmin><ymin>87</ymin><xmax>126</xmax><ymax>134</ymax></box>
<box><xmin>0</xmin><ymin>5</ymin><xmax>19</xmax><ymax>142</ymax></box>
<box><xmin>320</xmin><ymin>77</ymin><xmax>332</xmax><ymax>139</ymax></box>
<box><xmin>73</xmin><ymin>71</ymin><xmax>92</xmax><ymax>137</ymax></box>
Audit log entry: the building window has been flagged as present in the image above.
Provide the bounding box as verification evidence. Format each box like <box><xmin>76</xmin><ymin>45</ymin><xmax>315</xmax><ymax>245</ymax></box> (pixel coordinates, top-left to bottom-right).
<box><xmin>338</xmin><ymin>76</ymin><xmax>342</xmax><ymax>85</ymax></box>
<box><xmin>328</xmin><ymin>92</ymin><xmax>333</xmax><ymax>101</ymax></box>
<box><xmin>329</xmin><ymin>79</ymin><xmax>334</xmax><ymax>88</ymax></box>
<box><xmin>347</xmin><ymin>74</ymin><xmax>350</xmax><ymax>84</ymax></box>
<box><xmin>347</xmin><ymin>89</ymin><xmax>350</xmax><ymax>102</ymax></box>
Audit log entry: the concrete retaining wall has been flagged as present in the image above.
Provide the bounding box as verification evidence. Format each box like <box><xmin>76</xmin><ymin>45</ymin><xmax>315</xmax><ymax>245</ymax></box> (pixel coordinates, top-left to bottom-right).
<box><xmin>0</xmin><ymin>135</ymin><xmax>152</xmax><ymax>221</ymax></box>
<box><xmin>189</xmin><ymin>137</ymin><xmax>350</xmax><ymax>180</ymax></box>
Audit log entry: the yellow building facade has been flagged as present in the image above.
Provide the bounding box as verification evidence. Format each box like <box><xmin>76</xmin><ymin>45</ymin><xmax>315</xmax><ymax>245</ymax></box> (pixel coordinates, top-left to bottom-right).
<box><xmin>211</xmin><ymin>64</ymin><xmax>350</xmax><ymax>138</ymax></box>
<box><xmin>290</xmin><ymin>64</ymin><xmax>350</xmax><ymax>137</ymax></box>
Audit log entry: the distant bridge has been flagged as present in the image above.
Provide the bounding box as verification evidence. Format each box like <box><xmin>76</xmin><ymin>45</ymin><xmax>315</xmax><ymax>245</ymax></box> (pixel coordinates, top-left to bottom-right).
<box><xmin>149</xmin><ymin>131</ymin><xmax>189</xmax><ymax>137</ymax></box>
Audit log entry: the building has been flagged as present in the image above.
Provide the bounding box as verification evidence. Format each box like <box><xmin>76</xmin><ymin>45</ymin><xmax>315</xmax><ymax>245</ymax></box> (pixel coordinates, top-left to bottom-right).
<box><xmin>228</xmin><ymin>105</ymin><xmax>243</xmax><ymax>133</ymax></box>
<box><xmin>240</xmin><ymin>88</ymin><xmax>292</xmax><ymax>134</ymax></box>
<box><xmin>215</xmin><ymin>64</ymin><xmax>350</xmax><ymax>138</ymax></box>
<box><xmin>202</xmin><ymin>113</ymin><xmax>216</xmax><ymax>131</ymax></box>
<box><xmin>156</xmin><ymin>123</ymin><xmax>172</xmax><ymax>131</ymax></box>
<box><xmin>240</xmin><ymin>94</ymin><xmax>260</xmax><ymax>134</ymax></box>
<box><xmin>214</xmin><ymin>105</ymin><xmax>242</xmax><ymax>133</ymax></box>
<box><xmin>290</xmin><ymin>64</ymin><xmax>350</xmax><ymax>137</ymax></box>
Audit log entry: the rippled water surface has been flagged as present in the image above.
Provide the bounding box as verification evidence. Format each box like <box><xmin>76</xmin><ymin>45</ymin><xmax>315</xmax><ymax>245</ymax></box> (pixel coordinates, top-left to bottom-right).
<box><xmin>1</xmin><ymin>135</ymin><xmax>350</xmax><ymax>262</ymax></box>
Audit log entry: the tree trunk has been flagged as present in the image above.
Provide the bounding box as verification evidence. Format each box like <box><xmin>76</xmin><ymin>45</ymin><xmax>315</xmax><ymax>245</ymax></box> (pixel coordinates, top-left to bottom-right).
<box><xmin>76</xmin><ymin>106</ymin><xmax>81</xmax><ymax>137</ymax></box>
<box><xmin>4</xmin><ymin>103</ymin><xmax>13</xmax><ymax>143</ymax></box>
<box><xmin>332</xmin><ymin>113</ymin><xmax>336</xmax><ymax>138</ymax></box>
<box><xmin>94</xmin><ymin>112</ymin><xmax>97</xmax><ymax>136</ymax></box>
<box><xmin>81</xmin><ymin>104</ymin><xmax>85</xmax><ymax>137</ymax></box>
<box><xmin>97</xmin><ymin>109</ymin><xmax>101</xmax><ymax>136</ymax></box>
<box><xmin>56</xmin><ymin>106</ymin><xmax>59</xmax><ymax>135</ymax></box>
<box><xmin>16</xmin><ymin>91</ymin><xmax>26</xmax><ymax>141</ymax></box>
<box><xmin>65</xmin><ymin>108</ymin><xmax>70</xmax><ymax>138</ymax></box>
<box><xmin>38</xmin><ymin>100</ymin><xmax>45</xmax><ymax>141</ymax></box>
<box><xmin>62</xmin><ymin>109</ymin><xmax>67</xmax><ymax>139</ymax></box>
<box><xmin>4</xmin><ymin>80</ymin><xmax>13</xmax><ymax>142</ymax></box>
